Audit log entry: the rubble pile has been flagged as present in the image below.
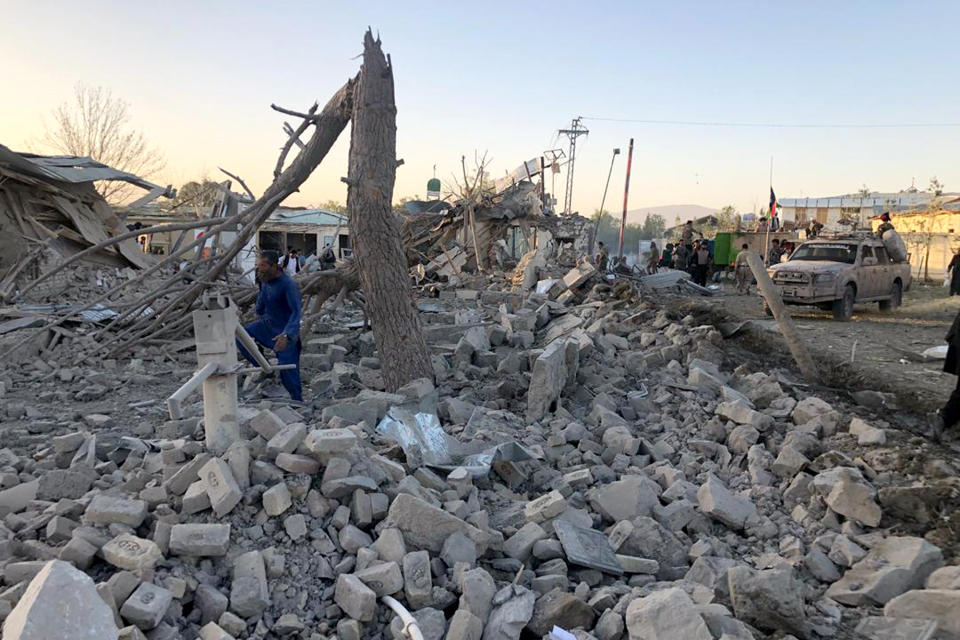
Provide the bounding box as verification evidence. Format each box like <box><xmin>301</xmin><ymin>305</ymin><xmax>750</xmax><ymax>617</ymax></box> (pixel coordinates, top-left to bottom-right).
<box><xmin>0</xmin><ymin>264</ymin><xmax>958</xmax><ymax>640</ymax></box>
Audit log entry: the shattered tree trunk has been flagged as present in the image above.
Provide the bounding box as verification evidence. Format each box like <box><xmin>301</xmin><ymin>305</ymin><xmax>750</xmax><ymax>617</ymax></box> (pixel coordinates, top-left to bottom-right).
<box><xmin>346</xmin><ymin>31</ymin><xmax>433</xmax><ymax>391</ymax></box>
<box><xmin>745</xmin><ymin>251</ymin><xmax>820</xmax><ymax>384</ymax></box>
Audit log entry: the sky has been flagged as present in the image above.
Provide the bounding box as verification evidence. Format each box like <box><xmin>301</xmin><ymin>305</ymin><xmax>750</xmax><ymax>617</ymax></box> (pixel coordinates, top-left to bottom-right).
<box><xmin>2</xmin><ymin>1</ymin><xmax>960</xmax><ymax>222</ymax></box>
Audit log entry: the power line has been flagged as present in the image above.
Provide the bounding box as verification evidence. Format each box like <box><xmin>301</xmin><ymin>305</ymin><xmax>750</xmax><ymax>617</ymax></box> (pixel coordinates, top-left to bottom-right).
<box><xmin>581</xmin><ymin>116</ymin><xmax>960</xmax><ymax>129</ymax></box>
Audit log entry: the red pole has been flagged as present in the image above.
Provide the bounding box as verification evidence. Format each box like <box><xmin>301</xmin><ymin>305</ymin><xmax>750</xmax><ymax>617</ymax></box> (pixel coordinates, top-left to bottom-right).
<box><xmin>617</xmin><ymin>138</ymin><xmax>634</xmax><ymax>261</ymax></box>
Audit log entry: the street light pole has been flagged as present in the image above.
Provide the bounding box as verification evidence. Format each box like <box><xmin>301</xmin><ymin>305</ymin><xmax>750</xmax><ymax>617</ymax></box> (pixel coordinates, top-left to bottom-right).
<box><xmin>592</xmin><ymin>147</ymin><xmax>621</xmax><ymax>256</ymax></box>
<box><xmin>617</xmin><ymin>138</ymin><xmax>635</xmax><ymax>262</ymax></box>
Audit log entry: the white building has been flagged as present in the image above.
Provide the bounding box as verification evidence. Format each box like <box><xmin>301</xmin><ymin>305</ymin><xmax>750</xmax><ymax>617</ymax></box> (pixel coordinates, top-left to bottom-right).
<box><xmin>778</xmin><ymin>189</ymin><xmax>960</xmax><ymax>230</ymax></box>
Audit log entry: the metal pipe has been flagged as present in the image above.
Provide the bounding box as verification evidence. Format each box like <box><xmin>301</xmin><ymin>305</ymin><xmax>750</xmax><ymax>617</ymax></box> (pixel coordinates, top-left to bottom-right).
<box><xmin>167</xmin><ymin>362</ymin><xmax>218</xmax><ymax>419</ymax></box>
<box><xmin>235</xmin><ymin>325</ymin><xmax>274</xmax><ymax>373</ymax></box>
<box><xmin>592</xmin><ymin>147</ymin><xmax>620</xmax><ymax>256</ymax></box>
<box><xmin>381</xmin><ymin>596</ymin><xmax>425</xmax><ymax>640</ymax></box>
<box><xmin>617</xmin><ymin>138</ymin><xmax>635</xmax><ymax>261</ymax></box>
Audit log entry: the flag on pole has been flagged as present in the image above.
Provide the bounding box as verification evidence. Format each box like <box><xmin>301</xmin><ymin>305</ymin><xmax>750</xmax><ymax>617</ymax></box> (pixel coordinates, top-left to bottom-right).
<box><xmin>769</xmin><ymin>187</ymin><xmax>780</xmax><ymax>231</ymax></box>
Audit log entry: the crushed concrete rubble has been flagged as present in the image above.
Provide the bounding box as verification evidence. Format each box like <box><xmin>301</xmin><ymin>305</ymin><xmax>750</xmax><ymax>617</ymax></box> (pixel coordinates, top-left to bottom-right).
<box><xmin>1</xmin><ymin>256</ymin><xmax>959</xmax><ymax>640</ymax></box>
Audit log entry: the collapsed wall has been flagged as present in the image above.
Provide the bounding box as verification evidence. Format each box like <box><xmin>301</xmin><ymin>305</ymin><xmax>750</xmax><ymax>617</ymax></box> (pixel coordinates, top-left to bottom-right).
<box><xmin>0</xmin><ymin>246</ymin><xmax>955</xmax><ymax>640</ymax></box>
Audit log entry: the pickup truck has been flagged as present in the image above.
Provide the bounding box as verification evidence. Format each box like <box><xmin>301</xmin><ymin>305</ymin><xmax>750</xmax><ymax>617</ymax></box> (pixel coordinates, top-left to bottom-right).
<box><xmin>766</xmin><ymin>237</ymin><xmax>912</xmax><ymax>321</ymax></box>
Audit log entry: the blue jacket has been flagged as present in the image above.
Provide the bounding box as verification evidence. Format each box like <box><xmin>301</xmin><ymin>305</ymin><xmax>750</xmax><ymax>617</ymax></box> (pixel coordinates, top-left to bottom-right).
<box><xmin>255</xmin><ymin>273</ymin><xmax>302</xmax><ymax>340</ymax></box>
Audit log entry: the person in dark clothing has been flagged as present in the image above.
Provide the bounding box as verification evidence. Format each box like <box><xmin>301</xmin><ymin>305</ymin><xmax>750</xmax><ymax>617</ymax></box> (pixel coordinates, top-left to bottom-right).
<box><xmin>931</xmin><ymin>309</ymin><xmax>960</xmax><ymax>441</ymax></box>
<box><xmin>319</xmin><ymin>244</ymin><xmax>336</xmax><ymax>271</ymax></box>
<box><xmin>661</xmin><ymin>243</ymin><xmax>674</xmax><ymax>268</ymax></box>
<box><xmin>596</xmin><ymin>242</ymin><xmax>609</xmax><ymax>272</ymax></box>
<box><xmin>694</xmin><ymin>242</ymin><xmax>711</xmax><ymax>286</ymax></box>
<box><xmin>237</xmin><ymin>251</ymin><xmax>303</xmax><ymax>401</ymax></box>
<box><xmin>948</xmin><ymin>248</ymin><xmax>960</xmax><ymax>296</ymax></box>
<box><xmin>876</xmin><ymin>212</ymin><xmax>895</xmax><ymax>238</ymax></box>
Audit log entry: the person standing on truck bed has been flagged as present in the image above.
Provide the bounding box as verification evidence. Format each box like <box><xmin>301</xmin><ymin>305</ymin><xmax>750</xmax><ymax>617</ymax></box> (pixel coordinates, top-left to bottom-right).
<box><xmin>876</xmin><ymin>212</ymin><xmax>895</xmax><ymax>238</ymax></box>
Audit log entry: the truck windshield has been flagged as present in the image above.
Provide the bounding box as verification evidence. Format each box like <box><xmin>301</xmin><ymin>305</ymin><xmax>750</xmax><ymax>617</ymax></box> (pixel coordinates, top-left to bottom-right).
<box><xmin>789</xmin><ymin>243</ymin><xmax>858</xmax><ymax>264</ymax></box>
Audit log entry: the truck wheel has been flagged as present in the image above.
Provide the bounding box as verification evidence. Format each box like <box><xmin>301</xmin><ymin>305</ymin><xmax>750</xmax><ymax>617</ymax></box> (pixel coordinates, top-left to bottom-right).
<box><xmin>832</xmin><ymin>285</ymin><xmax>855</xmax><ymax>321</ymax></box>
<box><xmin>879</xmin><ymin>281</ymin><xmax>902</xmax><ymax>311</ymax></box>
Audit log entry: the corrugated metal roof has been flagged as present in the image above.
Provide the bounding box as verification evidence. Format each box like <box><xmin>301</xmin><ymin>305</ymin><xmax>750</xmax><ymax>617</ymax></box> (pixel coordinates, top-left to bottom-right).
<box><xmin>270</xmin><ymin>208</ymin><xmax>347</xmax><ymax>226</ymax></box>
<box><xmin>0</xmin><ymin>144</ymin><xmax>162</xmax><ymax>191</ymax></box>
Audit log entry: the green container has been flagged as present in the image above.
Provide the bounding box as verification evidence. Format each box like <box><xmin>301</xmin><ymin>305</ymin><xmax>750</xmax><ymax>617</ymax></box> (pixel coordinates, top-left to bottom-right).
<box><xmin>713</xmin><ymin>232</ymin><xmax>732</xmax><ymax>266</ymax></box>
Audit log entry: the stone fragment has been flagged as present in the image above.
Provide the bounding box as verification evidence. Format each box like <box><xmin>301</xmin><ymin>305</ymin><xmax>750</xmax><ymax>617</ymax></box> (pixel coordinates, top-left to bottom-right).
<box><xmin>163</xmin><ymin>453</ymin><xmax>211</xmax><ymax>496</ymax></box>
<box><xmin>262</xmin><ymin>482</ymin><xmax>292</xmax><ymax>516</ymax></box>
<box><xmin>303</xmin><ymin>428</ymin><xmax>357</xmax><ymax>455</ymax></box>
<box><xmin>446</xmin><ymin>609</ymin><xmax>483</xmax><ymax>640</ymax></box>
<box><xmin>250</xmin><ymin>409</ymin><xmax>284</xmax><ymax>439</ymax></box>
<box><xmin>182</xmin><ymin>480</ymin><xmax>211</xmax><ymax>514</ymax></box>
<box><xmin>198</xmin><ymin>622</ymin><xmax>235</xmax><ymax>640</ymax></box>
<box><xmin>84</xmin><ymin>496</ymin><xmax>148</xmax><ymax>527</ymax></box>
<box><xmin>927</xmin><ymin>566</ymin><xmax>960</xmax><ymax>589</ymax></box>
<box><xmin>792</xmin><ymin>396</ymin><xmax>837</xmax><ymax>425</ymax></box>
<box><xmin>120</xmin><ymin>583</ymin><xmax>172</xmax><ymax>631</ymax></box>
<box><xmin>855</xmin><ymin>616</ymin><xmax>938</xmax><ymax>640</ymax></box>
<box><xmin>37</xmin><ymin>469</ymin><xmax>94</xmax><ymax>501</ymax></box>
<box><xmin>460</xmin><ymin>568</ymin><xmax>496</xmax><ymax>623</ymax></box>
<box><xmin>625</xmin><ymin>587</ymin><xmax>711</xmax><ymax>640</ymax></box>
<box><xmin>387</xmin><ymin>494</ymin><xmax>488</xmax><ymax>554</ymax></box>
<box><xmin>335</xmin><ymin>574</ymin><xmax>376</xmax><ymax>622</ymax></box>
<box><xmin>526</xmin><ymin>588</ymin><xmax>595</xmax><ymax>636</ymax></box>
<box><xmin>526</xmin><ymin>339</ymin><xmax>569</xmax><ymax>421</ymax></box>
<box><xmin>849</xmin><ymin>417</ymin><xmax>887</xmax><ymax>445</ymax></box>
<box><xmin>403</xmin><ymin>550</ymin><xmax>433</xmax><ymax>609</ymax></box>
<box><xmin>697</xmin><ymin>474</ymin><xmax>757</xmax><ymax>531</ymax></box>
<box><xmin>194</xmin><ymin>584</ymin><xmax>228</xmax><ymax>625</ymax></box>
<box><xmin>824</xmin><ymin>474</ymin><xmax>882</xmax><ymax>527</ymax></box>
<box><xmin>826</xmin><ymin>537</ymin><xmax>943</xmax><ymax>606</ymax></box>
<box><xmin>715</xmin><ymin>400</ymin><xmax>773</xmax><ymax>431</ymax></box>
<box><xmin>283</xmin><ymin>514</ymin><xmax>307</xmax><ymax>540</ymax></box>
<box><xmin>589</xmin><ymin>475</ymin><xmax>659</xmax><ymax>522</ymax></box>
<box><xmin>58</xmin><ymin>536</ymin><xmax>98</xmax><ymax>569</ymax></box>
<box><xmin>503</xmin><ymin>522</ymin><xmax>548</xmax><ymax>561</ymax></box>
<box><xmin>102</xmin><ymin>535</ymin><xmax>163</xmax><ymax>573</ymax></box>
<box><xmin>274</xmin><ymin>453</ymin><xmax>320</xmax><ymax>475</ymax></box>
<box><xmin>355</xmin><ymin>561</ymin><xmax>403</xmax><ymax>596</ymax></box>
<box><xmin>442</xmin><ymin>532</ymin><xmax>478</xmax><ymax>567</ymax></box>
<box><xmin>727</xmin><ymin>565</ymin><xmax>807</xmax><ymax>637</ymax></box>
<box><xmin>685</xmin><ymin>556</ymin><xmax>739</xmax><ymax>598</ymax></box>
<box><xmin>804</xmin><ymin>547</ymin><xmax>841</xmax><ymax>583</ymax></box>
<box><xmin>199</xmin><ymin>457</ymin><xmax>242</xmax><ymax>516</ymax></box>
<box><xmin>2</xmin><ymin>560</ymin><xmax>119</xmax><ymax>640</ymax></box>
<box><xmin>265</xmin><ymin>422</ymin><xmax>307</xmax><ymax>458</ymax></box>
<box><xmin>524</xmin><ymin>490</ymin><xmax>567</xmax><ymax>523</ymax></box>
<box><xmin>884</xmin><ymin>590</ymin><xmax>960</xmax><ymax>638</ymax></box>
<box><xmin>483</xmin><ymin>585</ymin><xmax>536</xmax><ymax>640</ymax></box>
<box><xmin>169</xmin><ymin>524</ymin><xmax>230</xmax><ymax>556</ymax></box>
<box><xmin>373</xmin><ymin>528</ymin><xmax>407</xmax><ymax>563</ymax></box>
<box><xmin>230</xmin><ymin>551</ymin><xmax>269</xmax><ymax>618</ymax></box>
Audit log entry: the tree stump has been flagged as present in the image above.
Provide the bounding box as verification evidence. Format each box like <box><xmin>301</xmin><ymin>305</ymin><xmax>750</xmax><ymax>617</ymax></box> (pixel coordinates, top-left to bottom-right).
<box><xmin>345</xmin><ymin>31</ymin><xmax>432</xmax><ymax>391</ymax></box>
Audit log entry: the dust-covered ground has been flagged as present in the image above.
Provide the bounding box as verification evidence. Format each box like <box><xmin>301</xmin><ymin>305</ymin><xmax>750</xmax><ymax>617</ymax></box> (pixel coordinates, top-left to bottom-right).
<box><xmin>712</xmin><ymin>279</ymin><xmax>960</xmax><ymax>414</ymax></box>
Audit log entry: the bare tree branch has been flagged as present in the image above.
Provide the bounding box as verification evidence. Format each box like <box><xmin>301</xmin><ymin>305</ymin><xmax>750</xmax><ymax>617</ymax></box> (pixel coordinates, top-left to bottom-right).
<box><xmin>39</xmin><ymin>83</ymin><xmax>165</xmax><ymax>203</ymax></box>
<box><xmin>217</xmin><ymin>167</ymin><xmax>256</xmax><ymax>201</ymax></box>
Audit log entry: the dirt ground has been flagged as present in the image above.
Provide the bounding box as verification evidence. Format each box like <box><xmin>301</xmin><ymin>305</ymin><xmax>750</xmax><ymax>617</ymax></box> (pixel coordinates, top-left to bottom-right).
<box><xmin>715</xmin><ymin>278</ymin><xmax>960</xmax><ymax>414</ymax></box>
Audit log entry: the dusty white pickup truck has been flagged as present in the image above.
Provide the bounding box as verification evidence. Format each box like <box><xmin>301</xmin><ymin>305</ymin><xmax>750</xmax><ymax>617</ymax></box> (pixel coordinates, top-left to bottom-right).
<box><xmin>766</xmin><ymin>237</ymin><xmax>912</xmax><ymax>321</ymax></box>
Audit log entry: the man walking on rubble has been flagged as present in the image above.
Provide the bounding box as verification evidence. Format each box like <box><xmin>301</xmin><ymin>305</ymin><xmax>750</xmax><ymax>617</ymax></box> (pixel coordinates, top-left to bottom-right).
<box><xmin>237</xmin><ymin>251</ymin><xmax>303</xmax><ymax>402</ymax></box>
<box><xmin>596</xmin><ymin>242</ymin><xmax>609</xmax><ymax>272</ymax></box>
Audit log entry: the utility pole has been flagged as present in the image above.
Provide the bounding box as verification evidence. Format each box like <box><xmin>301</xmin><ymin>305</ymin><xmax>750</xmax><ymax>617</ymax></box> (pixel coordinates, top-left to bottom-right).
<box><xmin>592</xmin><ymin>147</ymin><xmax>621</xmax><ymax>255</ymax></box>
<box><xmin>617</xmin><ymin>138</ymin><xmax>635</xmax><ymax>261</ymax></box>
<box><xmin>559</xmin><ymin>116</ymin><xmax>589</xmax><ymax>215</ymax></box>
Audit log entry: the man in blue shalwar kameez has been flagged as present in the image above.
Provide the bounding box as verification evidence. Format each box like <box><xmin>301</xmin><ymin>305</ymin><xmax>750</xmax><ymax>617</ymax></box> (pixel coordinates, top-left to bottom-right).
<box><xmin>237</xmin><ymin>251</ymin><xmax>303</xmax><ymax>401</ymax></box>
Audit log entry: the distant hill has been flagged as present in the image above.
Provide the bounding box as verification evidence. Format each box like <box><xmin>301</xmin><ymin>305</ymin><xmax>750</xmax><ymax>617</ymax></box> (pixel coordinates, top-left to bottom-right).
<box><xmin>623</xmin><ymin>204</ymin><xmax>719</xmax><ymax>225</ymax></box>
